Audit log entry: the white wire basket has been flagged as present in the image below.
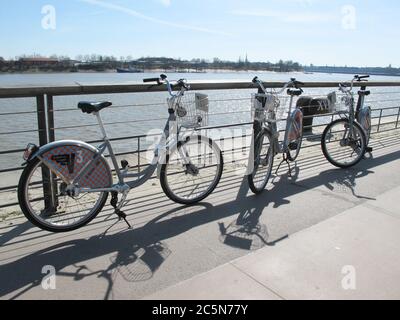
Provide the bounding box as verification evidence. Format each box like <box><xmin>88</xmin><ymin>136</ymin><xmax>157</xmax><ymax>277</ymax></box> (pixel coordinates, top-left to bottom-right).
<box><xmin>251</xmin><ymin>93</ymin><xmax>288</xmax><ymax>121</ymax></box>
<box><xmin>175</xmin><ymin>93</ymin><xmax>209</xmax><ymax>128</ymax></box>
<box><xmin>333</xmin><ymin>93</ymin><xmax>353</xmax><ymax>113</ymax></box>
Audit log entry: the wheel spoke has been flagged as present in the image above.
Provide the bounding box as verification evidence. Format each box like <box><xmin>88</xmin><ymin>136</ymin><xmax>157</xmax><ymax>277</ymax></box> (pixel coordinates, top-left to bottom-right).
<box><xmin>22</xmin><ymin>158</ymin><xmax>107</xmax><ymax>231</ymax></box>
<box><xmin>163</xmin><ymin>137</ymin><xmax>221</xmax><ymax>203</ymax></box>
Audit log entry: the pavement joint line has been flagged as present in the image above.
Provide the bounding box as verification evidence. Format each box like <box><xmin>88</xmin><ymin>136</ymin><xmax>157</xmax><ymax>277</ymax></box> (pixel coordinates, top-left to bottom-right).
<box><xmin>228</xmin><ymin>261</ymin><xmax>287</xmax><ymax>300</ymax></box>
<box><xmin>361</xmin><ymin>203</ymin><xmax>400</xmax><ymax>220</ymax></box>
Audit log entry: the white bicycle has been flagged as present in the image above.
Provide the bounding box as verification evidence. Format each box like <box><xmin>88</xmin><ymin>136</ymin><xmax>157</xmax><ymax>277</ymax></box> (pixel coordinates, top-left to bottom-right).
<box><xmin>18</xmin><ymin>75</ymin><xmax>223</xmax><ymax>233</ymax></box>
<box><xmin>321</xmin><ymin>75</ymin><xmax>372</xmax><ymax>168</ymax></box>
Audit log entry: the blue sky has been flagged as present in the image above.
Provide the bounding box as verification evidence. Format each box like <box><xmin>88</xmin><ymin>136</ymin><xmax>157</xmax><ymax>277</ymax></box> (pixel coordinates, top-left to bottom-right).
<box><xmin>0</xmin><ymin>0</ymin><xmax>399</xmax><ymax>67</ymax></box>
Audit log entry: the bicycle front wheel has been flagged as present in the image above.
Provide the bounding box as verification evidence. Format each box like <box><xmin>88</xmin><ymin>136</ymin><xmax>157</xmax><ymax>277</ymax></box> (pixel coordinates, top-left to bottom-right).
<box><xmin>286</xmin><ymin>109</ymin><xmax>303</xmax><ymax>162</ymax></box>
<box><xmin>160</xmin><ymin>135</ymin><xmax>223</xmax><ymax>205</ymax></box>
<box><xmin>248</xmin><ymin>129</ymin><xmax>274</xmax><ymax>194</ymax></box>
<box><xmin>321</xmin><ymin>119</ymin><xmax>367</xmax><ymax>168</ymax></box>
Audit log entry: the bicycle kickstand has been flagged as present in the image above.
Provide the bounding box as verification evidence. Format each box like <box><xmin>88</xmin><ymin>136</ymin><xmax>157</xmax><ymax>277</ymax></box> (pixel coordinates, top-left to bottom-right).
<box><xmin>275</xmin><ymin>154</ymin><xmax>292</xmax><ymax>178</ymax></box>
<box><xmin>111</xmin><ymin>192</ymin><xmax>132</xmax><ymax>229</ymax></box>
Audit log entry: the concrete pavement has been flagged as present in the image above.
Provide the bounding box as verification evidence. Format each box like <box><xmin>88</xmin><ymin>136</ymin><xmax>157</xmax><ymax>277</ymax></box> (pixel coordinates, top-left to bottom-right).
<box><xmin>146</xmin><ymin>186</ymin><xmax>400</xmax><ymax>300</ymax></box>
<box><xmin>1</xmin><ymin>130</ymin><xmax>400</xmax><ymax>300</ymax></box>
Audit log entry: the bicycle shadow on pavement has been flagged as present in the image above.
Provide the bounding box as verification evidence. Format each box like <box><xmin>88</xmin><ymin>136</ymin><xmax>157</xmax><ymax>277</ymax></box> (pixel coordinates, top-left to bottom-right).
<box><xmin>218</xmin><ymin>166</ymin><xmax>299</xmax><ymax>251</ymax></box>
<box><xmin>320</xmin><ymin>168</ymin><xmax>376</xmax><ymax>200</ymax></box>
<box><xmin>1</xmin><ymin>150</ymin><xmax>399</xmax><ymax>299</ymax></box>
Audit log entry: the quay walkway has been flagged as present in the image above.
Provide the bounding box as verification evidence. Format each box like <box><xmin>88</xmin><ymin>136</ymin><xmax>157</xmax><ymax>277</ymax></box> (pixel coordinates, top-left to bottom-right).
<box><xmin>1</xmin><ymin>129</ymin><xmax>399</xmax><ymax>300</ymax></box>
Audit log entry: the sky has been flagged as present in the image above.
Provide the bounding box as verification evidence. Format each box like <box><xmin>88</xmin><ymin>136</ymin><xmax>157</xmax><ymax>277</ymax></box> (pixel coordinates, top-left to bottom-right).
<box><xmin>0</xmin><ymin>0</ymin><xmax>399</xmax><ymax>67</ymax></box>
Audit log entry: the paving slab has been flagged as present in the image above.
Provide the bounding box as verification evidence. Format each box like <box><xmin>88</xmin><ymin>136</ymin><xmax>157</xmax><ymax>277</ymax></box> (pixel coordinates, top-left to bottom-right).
<box><xmin>146</xmin><ymin>263</ymin><xmax>282</xmax><ymax>300</ymax></box>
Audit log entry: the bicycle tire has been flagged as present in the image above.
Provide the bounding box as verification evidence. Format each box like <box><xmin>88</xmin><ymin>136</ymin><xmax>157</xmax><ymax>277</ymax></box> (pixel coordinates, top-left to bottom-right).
<box><xmin>248</xmin><ymin>129</ymin><xmax>274</xmax><ymax>194</ymax></box>
<box><xmin>160</xmin><ymin>135</ymin><xmax>223</xmax><ymax>205</ymax></box>
<box><xmin>321</xmin><ymin>118</ymin><xmax>367</xmax><ymax>169</ymax></box>
<box><xmin>18</xmin><ymin>142</ymin><xmax>112</xmax><ymax>233</ymax></box>
<box><xmin>286</xmin><ymin>109</ymin><xmax>304</xmax><ymax>162</ymax></box>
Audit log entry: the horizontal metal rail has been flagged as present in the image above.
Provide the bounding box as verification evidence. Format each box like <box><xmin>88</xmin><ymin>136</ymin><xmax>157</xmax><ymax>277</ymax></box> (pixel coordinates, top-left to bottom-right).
<box><xmin>2</xmin><ymin>80</ymin><xmax>400</xmax><ymax>98</ymax></box>
<box><xmin>0</xmin><ymin>105</ymin><xmax>399</xmax><ymax>175</ymax></box>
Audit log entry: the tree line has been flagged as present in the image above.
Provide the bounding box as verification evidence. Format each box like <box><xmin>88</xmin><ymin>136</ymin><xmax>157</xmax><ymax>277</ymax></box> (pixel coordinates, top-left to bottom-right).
<box><xmin>0</xmin><ymin>55</ymin><xmax>303</xmax><ymax>73</ymax></box>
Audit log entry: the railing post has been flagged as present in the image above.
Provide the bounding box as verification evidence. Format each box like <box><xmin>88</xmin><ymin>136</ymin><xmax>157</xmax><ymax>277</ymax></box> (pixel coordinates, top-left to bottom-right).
<box><xmin>137</xmin><ymin>136</ymin><xmax>141</xmax><ymax>172</ymax></box>
<box><xmin>377</xmin><ymin>109</ymin><xmax>383</xmax><ymax>133</ymax></box>
<box><xmin>396</xmin><ymin>107</ymin><xmax>400</xmax><ymax>129</ymax></box>
<box><xmin>46</xmin><ymin>95</ymin><xmax>58</xmax><ymax>209</ymax></box>
<box><xmin>47</xmin><ymin>95</ymin><xmax>55</xmax><ymax>142</ymax></box>
<box><xmin>37</xmin><ymin>95</ymin><xmax>55</xmax><ymax>213</ymax></box>
<box><xmin>37</xmin><ymin>95</ymin><xmax>48</xmax><ymax>146</ymax></box>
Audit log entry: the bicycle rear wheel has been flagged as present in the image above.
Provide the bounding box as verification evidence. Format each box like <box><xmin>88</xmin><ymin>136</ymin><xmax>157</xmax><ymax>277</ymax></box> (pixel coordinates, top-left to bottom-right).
<box><xmin>321</xmin><ymin>119</ymin><xmax>367</xmax><ymax>168</ymax></box>
<box><xmin>358</xmin><ymin>106</ymin><xmax>372</xmax><ymax>146</ymax></box>
<box><xmin>248</xmin><ymin>129</ymin><xmax>274</xmax><ymax>194</ymax></box>
<box><xmin>18</xmin><ymin>143</ymin><xmax>111</xmax><ymax>233</ymax></box>
<box><xmin>160</xmin><ymin>135</ymin><xmax>223</xmax><ymax>205</ymax></box>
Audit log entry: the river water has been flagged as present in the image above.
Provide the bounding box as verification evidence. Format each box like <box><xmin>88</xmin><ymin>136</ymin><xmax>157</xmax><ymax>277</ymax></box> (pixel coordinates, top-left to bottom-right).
<box><xmin>0</xmin><ymin>71</ymin><xmax>399</xmax><ymax>170</ymax></box>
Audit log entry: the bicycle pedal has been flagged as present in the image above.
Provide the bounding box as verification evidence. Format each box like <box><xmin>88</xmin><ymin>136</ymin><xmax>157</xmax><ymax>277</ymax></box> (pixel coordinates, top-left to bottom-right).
<box><xmin>365</xmin><ymin>147</ymin><xmax>373</xmax><ymax>153</ymax></box>
<box><xmin>121</xmin><ymin>160</ymin><xmax>129</xmax><ymax>170</ymax></box>
<box><xmin>288</xmin><ymin>142</ymin><xmax>298</xmax><ymax>151</ymax></box>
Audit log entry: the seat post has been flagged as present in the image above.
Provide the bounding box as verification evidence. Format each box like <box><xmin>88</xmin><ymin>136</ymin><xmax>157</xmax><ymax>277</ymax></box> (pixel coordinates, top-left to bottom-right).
<box><xmin>95</xmin><ymin>112</ymin><xmax>109</xmax><ymax>140</ymax></box>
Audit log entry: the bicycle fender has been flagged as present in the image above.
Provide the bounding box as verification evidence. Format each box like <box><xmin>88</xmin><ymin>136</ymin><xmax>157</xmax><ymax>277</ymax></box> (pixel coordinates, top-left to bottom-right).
<box><xmin>31</xmin><ymin>140</ymin><xmax>113</xmax><ymax>188</ymax></box>
<box><xmin>30</xmin><ymin>140</ymin><xmax>94</xmax><ymax>160</ymax></box>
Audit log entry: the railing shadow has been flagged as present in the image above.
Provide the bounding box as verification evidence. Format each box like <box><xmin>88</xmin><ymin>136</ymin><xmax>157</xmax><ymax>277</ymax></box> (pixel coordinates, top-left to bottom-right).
<box><xmin>0</xmin><ymin>221</ymin><xmax>33</xmax><ymax>247</ymax></box>
<box><xmin>1</xmin><ymin>149</ymin><xmax>400</xmax><ymax>299</ymax></box>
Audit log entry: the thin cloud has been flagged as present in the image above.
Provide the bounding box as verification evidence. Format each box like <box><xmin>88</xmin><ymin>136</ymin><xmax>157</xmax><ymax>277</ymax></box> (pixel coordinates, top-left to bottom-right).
<box><xmin>231</xmin><ymin>9</ymin><xmax>336</xmax><ymax>23</ymax></box>
<box><xmin>79</xmin><ymin>0</ymin><xmax>231</xmax><ymax>36</ymax></box>
<box><xmin>159</xmin><ymin>0</ymin><xmax>171</xmax><ymax>7</ymax></box>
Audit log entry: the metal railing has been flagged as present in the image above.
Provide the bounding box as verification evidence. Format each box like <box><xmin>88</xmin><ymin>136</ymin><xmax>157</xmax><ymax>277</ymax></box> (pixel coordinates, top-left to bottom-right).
<box><xmin>1</xmin><ymin>80</ymin><xmax>400</xmax><ymax>210</ymax></box>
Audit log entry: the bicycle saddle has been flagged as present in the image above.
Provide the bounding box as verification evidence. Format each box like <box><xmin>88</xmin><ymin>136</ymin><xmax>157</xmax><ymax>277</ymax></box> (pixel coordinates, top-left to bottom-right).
<box><xmin>78</xmin><ymin>101</ymin><xmax>112</xmax><ymax>114</ymax></box>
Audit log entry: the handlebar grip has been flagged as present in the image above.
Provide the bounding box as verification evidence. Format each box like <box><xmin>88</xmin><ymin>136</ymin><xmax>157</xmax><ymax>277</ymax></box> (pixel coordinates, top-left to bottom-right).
<box><xmin>252</xmin><ymin>77</ymin><xmax>259</xmax><ymax>84</ymax></box>
<box><xmin>143</xmin><ymin>78</ymin><xmax>160</xmax><ymax>83</ymax></box>
<box><xmin>355</xmin><ymin>75</ymin><xmax>370</xmax><ymax>81</ymax></box>
<box><xmin>176</xmin><ymin>79</ymin><xmax>191</xmax><ymax>91</ymax></box>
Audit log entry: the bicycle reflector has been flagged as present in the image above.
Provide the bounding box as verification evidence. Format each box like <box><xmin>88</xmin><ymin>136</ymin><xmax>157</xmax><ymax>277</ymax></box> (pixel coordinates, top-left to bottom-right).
<box><xmin>23</xmin><ymin>143</ymin><xmax>38</xmax><ymax>161</ymax></box>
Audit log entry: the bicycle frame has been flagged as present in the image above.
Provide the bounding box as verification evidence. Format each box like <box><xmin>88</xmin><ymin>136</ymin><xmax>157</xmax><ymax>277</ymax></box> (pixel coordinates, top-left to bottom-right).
<box><xmin>36</xmin><ymin>84</ymin><xmax>196</xmax><ymax>196</ymax></box>
<box><xmin>263</xmin><ymin>95</ymin><xmax>299</xmax><ymax>156</ymax></box>
<box><xmin>337</xmin><ymin>77</ymin><xmax>369</xmax><ymax>139</ymax></box>
<box><xmin>254</xmin><ymin>79</ymin><xmax>302</xmax><ymax>156</ymax></box>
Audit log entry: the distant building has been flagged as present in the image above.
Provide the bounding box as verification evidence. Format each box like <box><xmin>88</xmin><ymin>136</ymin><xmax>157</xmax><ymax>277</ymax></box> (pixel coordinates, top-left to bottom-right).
<box><xmin>59</xmin><ymin>59</ymin><xmax>80</xmax><ymax>67</ymax></box>
<box><xmin>18</xmin><ymin>57</ymin><xmax>59</xmax><ymax>67</ymax></box>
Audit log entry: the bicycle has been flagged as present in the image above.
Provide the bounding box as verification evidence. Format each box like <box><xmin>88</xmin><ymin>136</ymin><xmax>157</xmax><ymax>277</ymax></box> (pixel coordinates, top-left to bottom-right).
<box><xmin>247</xmin><ymin>77</ymin><xmax>305</xmax><ymax>194</ymax></box>
<box><xmin>321</xmin><ymin>75</ymin><xmax>372</xmax><ymax>168</ymax></box>
<box><xmin>18</xmin><ymin>74</ymin><xmax>223</xmax><ymax>233</ymax></box>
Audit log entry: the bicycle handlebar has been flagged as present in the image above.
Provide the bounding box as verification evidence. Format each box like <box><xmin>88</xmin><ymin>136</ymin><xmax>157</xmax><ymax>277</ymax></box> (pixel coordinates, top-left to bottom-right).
<box><xmin>143</xmin><ymin>77</ymin><xmax>161</xmax><ymax>83</ymax></box>
<box><xmin>339</xmin><ymin>74</ymin><xmax>370</xmax><ymax>94</ymax></box>
<box><xmin>355</xmin><ymin>75</ymin><xmax>370</xmax><ymax>81</ymax></box>
<box><xmin>143</xmin><ymin>74</ymin><xmax>189</xmax><ymax>97</ymax></box>
<box><xmin>253</xmin><ymin>77</ymin><xmax>304</xmax><ymax>95</ymax></box>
